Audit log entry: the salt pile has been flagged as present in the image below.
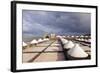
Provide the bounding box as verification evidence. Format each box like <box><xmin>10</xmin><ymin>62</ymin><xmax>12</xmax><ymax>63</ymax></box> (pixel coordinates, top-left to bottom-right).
<box><xmin>61</xmin><ymin>39</ymin><xmax>68</xmax><ymax>44</ymax></box>
<box><xmin>84</xmin><ymin>39</ymin><xmax>88</xmax><ymax>42</ymax></box>
<box><xmin>87</xmin><ymin>39</ymin><xmax>91</xmax><ymax>43</ymax></box>
<box><xmin>80</xmin><ymin>35</ymin><xmax>84</xmax><ymax>38</ymax></box>
<box><xmin>38</xmin><ymin>38</ymin><xmax>43</xmax><ymax>42</ymax></box>
<box><xmin>71</xmin><ymin>36</ymin><xmax>74</xmax><ymax>38</ymax></box>
<box><xmin>85</xmin><ymin>36</ymin><xmax>88</xmax><ymax>38</ymax></box>
<box><xmin>64</xmin><ymin>41</ymin><xmax>74</xmax><ymax>49</ymax></box>
<box><xmin>68</xmin><ymin>44</ymin><xmax>88</xmax><ymax>58</ymax></box>
<box><xmin>23</xmin><ymin>42</ymin><xmax>27</xmax><ymax>46</ymax></box>
<box><xmin>81</xmin><ymin>38</ymin><xmax>84</xmax><ymax>41</ymax></box>
<box><xmin>31</xmin><ymin>39</ymin><xmax>38</xmax><ymax>44</ymax></box>
<box><xmin>43</xmin><ymin>38</ymin><xmax>49</xmax><ymax>41</ymax></box>
<box><xmin>77</xmin><ymin>38</ymin><xmax>81</xmax><ymax>41</ymax></box>
<box><xmin>76</xmin><ymin>36</ymin><xmax>79</xmax><ymax>38</ymax></box>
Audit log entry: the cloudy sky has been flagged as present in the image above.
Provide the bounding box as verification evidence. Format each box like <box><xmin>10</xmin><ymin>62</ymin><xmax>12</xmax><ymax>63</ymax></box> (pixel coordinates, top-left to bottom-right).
<box><xmin>22</xmin><ymin>10</ymin><xmax>91</xmax><ymax>37</ymax></box>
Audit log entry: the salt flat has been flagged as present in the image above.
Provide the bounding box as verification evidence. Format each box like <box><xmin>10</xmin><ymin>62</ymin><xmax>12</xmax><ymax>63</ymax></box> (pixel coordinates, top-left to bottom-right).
<box><xmin>22</xmin><ymin>39</ymin><xmax>91</xmax><ymax>63</ymax></box>
<box><xmin>33</xmin><ymin>52</ymin><xmax>65</xmax><ymax>62</ymax></box>
<box><xmin>23</xmin><ymin>53</ymin><xmax>38</xmax><ymax>63</ymax></box>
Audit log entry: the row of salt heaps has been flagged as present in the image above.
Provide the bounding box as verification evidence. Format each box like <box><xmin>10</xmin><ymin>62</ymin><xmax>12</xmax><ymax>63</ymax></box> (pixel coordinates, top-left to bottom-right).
<box><xmin>22</xmin><ymin>38</ymin><xmax>49</xmax><ymax>47</ymax></box>
<box><xmin>77</xmin><ymin>38</ymin><xmax>91</xmax><ymax>43</ymax></box>
<box><xmin>60</xmin><ymin>37</ymin><xmax>88</xmax><ymax>58</ymax></box>
<box><xmin>31</xmin><ymin>38</ymin><xmax>49</xmax><ymax>44</ymax></box>
<box><xmin>66</xmin><ymin>35</ymin><xmax>90</xmax><ymax>38</ymax></box>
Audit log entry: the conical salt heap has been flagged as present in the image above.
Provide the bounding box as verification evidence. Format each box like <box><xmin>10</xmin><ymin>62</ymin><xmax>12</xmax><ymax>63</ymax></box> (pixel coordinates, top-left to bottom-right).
<box><xmin>31</xmin><ymin>39</ymin><xmax>38</xmax><ymax>44</ymax></box>
<box><xmin>38</xmin><ymin>38</ymin><xmax>43</xmax><ymax>43</ymax></box>
<box><xmin>61</xmin><ymin>39</ymin><xmax>68</xmax><ymax>45</ymax></box>
<box><xmin>81</xmin><ymin>38</ymin><xmax>84</xmax><ymax>41</ymax></box>
<box><xmin>23</xmin><ymin>42</ymin><xmax>27</xmax><ymax>46</ymax></box>
<box><xmin>43</xmin><ymin>38</ymin><xmax>49</xmax><ymax>41</ymax></box>
<box><xmin>87</xmin><ymin>39</ymin><xmax>91</xmax><ymax>43</ymax></box>
<box><xmin>64</xmin><ymin>41</ymin><xmax>74</xmax><ymax>49</ymax></box>
<box><xmin>68</xmin><ymin>44</ymin><xmax>88</xmax><ymax>58</ymax></box>
<box><xmin>84</xmin><ymin>39</ymin><xmax>88</xmax><ymax>42</ymax></box>
<box><xmin>77</xmin><ymin>38</ymin><xmax>81</xmax><ymax>41</ymax></box>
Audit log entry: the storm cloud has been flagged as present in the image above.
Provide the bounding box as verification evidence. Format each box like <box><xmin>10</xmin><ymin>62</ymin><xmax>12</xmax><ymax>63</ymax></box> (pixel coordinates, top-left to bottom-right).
<box><xmin>22</xmin><ymin>10</ymin><xmax>91</xmax><ymax>37</ymax></box>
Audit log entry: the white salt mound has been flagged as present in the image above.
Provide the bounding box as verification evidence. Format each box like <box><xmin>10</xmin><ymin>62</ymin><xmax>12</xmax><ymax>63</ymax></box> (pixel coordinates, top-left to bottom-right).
<box><xmin>62</xmin><ymin>39</ymin><xmax>68</xmax><ymax>44</ymax></box>
<box><xmin>84</xmin><ymin>39</ymin><xmax>88</xmax><ymax>42</ymax></box>
<box><xmin>60</xmin><ymin>38</ymin><xmax>64</xmax><ymax>41</ymax></box>
<box><xmin>68</xmin><ymin>44</ymin><xmax>88</xmax><ymax>58</ymax></box>
<box><xmin>77</xmin><ymin>38</ymin><xmax>81</xmax><ymax>41</ymax></box>
<box><xmin>43</xmin><ymin>38</ymin><xmax>49</xmax><ymax>41</ymax></box>
<box><xmin>64</xmin><ymin>41</ymin><xmax>74</xmax><ymax>49</ymax></box>
<box><xmin>31</xmin><ymin>39</ymin><xmax>38</xmax><ymax>44</ymax></box>
<box><xmin>80</xmin><ymin>35</ymin><xmax>84</xmax><ymax>38</ymax></box>
<box><xmin>23</xmin><ymin>42</ymin><xmax>27</xmax><ymax>46</ymax></box>
<box><xmin>81</xmin><ymin>38</ymin><xmax>84</xmax><ymax>41</ymax></box>
<box><xmin>38</xmin><ymin>38</ymin><xmax>43</xmax><ymax>42</ymax></box>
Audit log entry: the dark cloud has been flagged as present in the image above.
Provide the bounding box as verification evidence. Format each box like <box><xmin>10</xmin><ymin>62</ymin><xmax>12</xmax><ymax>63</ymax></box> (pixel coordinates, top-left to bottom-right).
<box><xmin>23</xmin><ymin>10</ymin><xmax>91</xmax><ymax>37</ymax></box>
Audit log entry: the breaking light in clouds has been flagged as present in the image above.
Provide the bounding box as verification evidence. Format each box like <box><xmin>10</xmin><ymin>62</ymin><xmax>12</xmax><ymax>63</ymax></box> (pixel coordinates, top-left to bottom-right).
<box><xmin>22</xmin><ymin>10</ymin><xmax>91</xmax><ymax>37</ymax></box>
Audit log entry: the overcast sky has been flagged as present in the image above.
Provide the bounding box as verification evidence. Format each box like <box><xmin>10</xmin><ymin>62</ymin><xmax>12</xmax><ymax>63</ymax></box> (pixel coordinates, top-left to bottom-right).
<box><xmin>22</xmin><ymin>10</ymin><xmax>91</xmax><ymax>37</ymax></box>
